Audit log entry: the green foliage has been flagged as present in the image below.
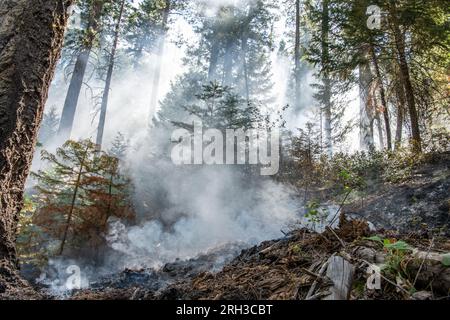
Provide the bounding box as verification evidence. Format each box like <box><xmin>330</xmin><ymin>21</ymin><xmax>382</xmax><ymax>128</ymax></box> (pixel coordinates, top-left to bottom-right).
<box><xmin>303</xmin><ymin>0</ymin><xmax>449</xmax><ymax>153</ymax></box>
<box><xmin>30</xmin><ymin>139</ymin><xmax>135</xmax><ymax>258</ymax></box>
<box><xmin>123</xmin><ymin>0</ymin><xmax>165</xmax><ymax>65</ymax></box>
<box><xmin>383</xmin><ymin>239</ymin><xmax>411</xmax><ymax>252</ymax></box>
<box><xmin>290</xmin><ymin>244</ymin><xmax>302</xmax><ymax>255</ymax></box>
<box><xmin>38</xmin><ymin>106</ymin><xmax>60</xmax><ymax>146</ymax></box>
<box><xmin>304</xmin><ymin>200</ymin><xmax>329</xmax><ymax>230</ymax></box>
<box><xmin>304</xmin><ymin>200</ymin><xmax>320</xmax><ymax>223</ymax></box>
<box><xmin>61</xmin><ymin>0</ymin><xmax>107</xmax><ymax>62</ymax></box>
<box><xmin>382</xmin><ymin>148</ymin><xmax>428</xmax><ymax>183</ymax></box>
<box><xmin>108</xmin><ymin>132</ymin><xmax>129</xmax><ymax>160</ymax></box>
<box><xmin>363</xmin><ymin>235</ymin><xmax>383</xmax><ymax>242</ymax></box>
<box><xmin>183</xmin><ymin>0</ymin><xmax>277</xmax><ymax>104</ymax></box>
<box><xmin>365</xmin><ymin>236</ymin><xmax>411</xmax><ymax>252</ymax></box>
<box><xmin>16</xmin><ymin>197</ymin><xmax>49</xmax><ymax>267</ymax></box>
<box><xmin>365</xmin><ymin>235</ymin><xmax>412</xmax><ymax>280</ymax></box>
<box><xmin>441</xmin><ymin>254</ymin><xmax>450</xmax><ymax>267</ymax></box>
<box><xmin>181</xmin><ymin>82</ymin><xmax>266</xmax><ymax>130</ymax></box>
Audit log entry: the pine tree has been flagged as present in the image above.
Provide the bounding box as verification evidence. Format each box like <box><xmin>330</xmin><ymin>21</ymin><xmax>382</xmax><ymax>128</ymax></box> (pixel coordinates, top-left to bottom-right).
<box><xmin>58</xmin><ymin>0</ymin><xmax>106</xmax><ymax>141</ymax></box>
<box><xmin>186</xmin><ymin>0</ymin><xmax>277</xmax><ymax>105</ymax></box>
<box><xmin>31</xmin><ymin>140</ymin><xmax>134</xmax><ymax>257</ymax></box>
<box><xmin>38</xmin><ymin>106</ymin><xmax>61</xmax><ymax>146</ymax></box>
<box><xmin>180</xmin><ymin>82</ymin><xmax>264</xmax><ymax>130</ymax></box>
<box><xmin>124</xmin><ymin>0</ymin><xmax>162</xmax><ymax>68</ymax></box>
<box><xmin>96</xmin><ymin>0</ymin><xmax>127</xmax><ymax>150</ymax></box>
<box><xmin>108</xmin><ymin>132</ymin><xmax>129</xmax><ymax>160</ymax></box>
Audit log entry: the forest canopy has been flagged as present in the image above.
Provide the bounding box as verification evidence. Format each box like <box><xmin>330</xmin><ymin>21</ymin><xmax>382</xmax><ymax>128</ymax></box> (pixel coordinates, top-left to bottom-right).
<box><xmin>0</xmin><ymin>0</ymin><xmax>448</xmax><ymax>301</ymax></box>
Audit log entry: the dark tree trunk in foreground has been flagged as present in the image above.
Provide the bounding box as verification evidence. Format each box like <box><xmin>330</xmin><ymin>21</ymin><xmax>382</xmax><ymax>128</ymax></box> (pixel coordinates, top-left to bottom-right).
<box><xmin>0</xmin><ymin>0</ymin><xmax>72</xmax><ymax>298</ymax></box>
<box><xmin>57</xmin><ymin>0</ymin><xmax>104</xmax><ymax>142</ymax></box>
<box><xmin>96</xmin><ymin>0</ymin><xmax>125</xmax><ymax>149</ymax></box>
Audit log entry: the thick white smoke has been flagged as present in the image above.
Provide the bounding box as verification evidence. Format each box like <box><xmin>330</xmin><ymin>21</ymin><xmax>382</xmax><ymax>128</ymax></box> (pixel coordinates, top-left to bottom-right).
<box><xmin>106</xmin><ymin>147</ymin><xmax>300</xmax><ymax>269</ymax></box>
<box><xmin>31</xmin><ymin>0</ymin><xmax>360</xmax><ymax>278</ymax></box>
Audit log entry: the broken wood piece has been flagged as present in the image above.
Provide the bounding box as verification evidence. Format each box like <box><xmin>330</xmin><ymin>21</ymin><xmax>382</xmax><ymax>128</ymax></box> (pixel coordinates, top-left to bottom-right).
<box><xmin>305</xmin><ymin>290</ymin><xmax>331</xmax><ymax>300</ymax></box>
<box><xmin>259</xmin><ymin>241</ymin><xmax>281</xmax><ymax>255</ymax></box>
<box><xmin>325</xmin><ymin>226</ymin><xmax>346</xmax><ymax>248</ymax></box>
<box><xmin>300</xmin><ymin>267</ymin><xmax>329</xmax><ymax>282</ymax></box>
<box><xmin>323</xmin><ymin>255</ymin><xmax>354</xmax><ymax>300</ymax></box>
<box><xmin>305</xmin><ymin>256</ymin><xmax>332</xmax><ymax>299</ymax></box>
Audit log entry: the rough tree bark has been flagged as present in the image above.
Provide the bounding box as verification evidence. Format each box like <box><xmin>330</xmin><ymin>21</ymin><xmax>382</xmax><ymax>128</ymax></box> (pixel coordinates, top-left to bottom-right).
<box><xmin>0</xmin><ymin>0</ymin><xmax>72</xmax><ymax>299</ymax></box>
<box><xmin>57</xmin><ymin>0</ymin><xmax>104</xmax><ymax>142</ymax></box>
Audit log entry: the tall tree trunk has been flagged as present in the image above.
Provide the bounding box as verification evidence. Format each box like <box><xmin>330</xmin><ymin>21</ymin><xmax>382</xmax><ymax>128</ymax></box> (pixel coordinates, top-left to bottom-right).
<box><xmin>241</xmin><ymin>32</ymin><xmax>250</xmax><ymax>102</ymax></box>
<box><xmin>57</xmin><ymin>0</ymin><xmax>104</xmax><ymax>141</ymax></box>
<box><xmin>0</xmin><ymin>0</ymin><xmax>72</xmax><ymax>298</ymax></box>
<box><xmin>321</xmin><ymin>0</ymin><xmax>332</xmax><ymax>157</ymax></box>
<box><xmin>222</xmin><ymin>6</ymin><xmax>235</xmax><ymax>86</ymax></box>
<box><xmin>223</xmin><ymin>37</ymin><xmax>235</xmax><ymax>86</ymax></box>
<box><xmin>395</xmin><ymin>78</ymin><xmax>405</xmax><ymax>149</ymax></box>
<box><xmin>148</xmin><ymin>0</ymin><xmax>171</xmax><ymax>120</ymax></box>
<box><xmin>375</xmin><ymin>113</ymin><xmax>385</xmax><ymax>150</ymax></box>
<box><xmin>96</xmin><ymin>0</ymin><xmax>125</xmax><ymax>149</ymax></box>
<box><xmin>370</xmin><ymin>45</ymin><xmax>392</xmax><ymax>150</ymax></box>
<box><xmin>359</xmin><ymin>59</ymin><xmax>375</xmax><ymax>151</ymax></box>
<box><xmin>59</xmin><ymin>145</ymin><xmax>88</xmax><ymax>255</ymax></box>
<box><xmin>294</xmin><ymin>0</ymin><xmax>301</xmax><ymax>111</ymax></box>
<box><xmin>389</xmin><ymin>1</ymin><xmax>421</xmax><ymax>152</ymax></box>
<box><xmin>208</xmin><ymin>39</ymin><xmax>220</xmax><ymax>82</ymax></box>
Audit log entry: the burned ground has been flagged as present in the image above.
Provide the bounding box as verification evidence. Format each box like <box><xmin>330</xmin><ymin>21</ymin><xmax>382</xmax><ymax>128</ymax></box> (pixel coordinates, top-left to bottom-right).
<box><xmin>70</xmin><ymin>216</ymin><xmax>450</xmax><ymax>300</ymax></box>
<box><xmin>25</xmin><ymin>153</ymin><xmax>450</xmax><ymax>300</ymax></box>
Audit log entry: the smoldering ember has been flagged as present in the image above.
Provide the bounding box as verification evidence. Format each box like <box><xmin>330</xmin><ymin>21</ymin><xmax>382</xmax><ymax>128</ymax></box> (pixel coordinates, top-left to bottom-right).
<box><xmin>0</xmin><ymin>0</ymin><xmax>449</xmax><ymax>306</ymax></box>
